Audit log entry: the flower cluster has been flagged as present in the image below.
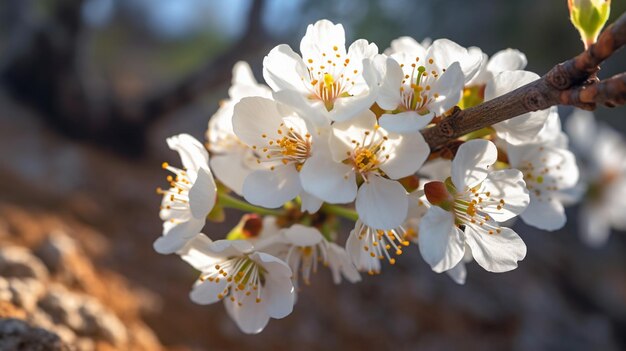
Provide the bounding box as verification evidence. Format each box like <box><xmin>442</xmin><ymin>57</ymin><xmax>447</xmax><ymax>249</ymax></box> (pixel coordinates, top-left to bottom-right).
<box><xmin>153</xmin><ymin>19</ymin><xmax>620</xmax><ymax>333</ymax></box>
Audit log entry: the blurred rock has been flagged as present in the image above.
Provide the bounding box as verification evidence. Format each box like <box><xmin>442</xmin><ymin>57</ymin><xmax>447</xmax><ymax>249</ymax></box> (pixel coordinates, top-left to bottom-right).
<box><xmin>0</xmin><ymin>318</ymin><xmax>70</xmax><ymax>351</ymax></box>
<box><xmin>0</xmin><ymin>231</ymin><xmax>165</xmax><ymax>350</ymax></box>
<box><xmin>0</xmin><ymin>246</ymin><xmax>49</xmax><ymax>281</ymax></box>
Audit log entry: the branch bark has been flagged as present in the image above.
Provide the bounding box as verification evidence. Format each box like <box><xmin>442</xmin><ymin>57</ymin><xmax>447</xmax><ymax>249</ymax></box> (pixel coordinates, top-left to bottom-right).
<box><xmin>421</xmin><ymin>11</ymin><xmax>626</xmax><ymax>152</ymax></box>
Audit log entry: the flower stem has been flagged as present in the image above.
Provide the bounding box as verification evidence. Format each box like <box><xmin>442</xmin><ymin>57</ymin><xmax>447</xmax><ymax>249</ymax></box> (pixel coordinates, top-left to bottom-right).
<box><xmin>322</xmin><ymin>204</ymin><xmax>359</xmax><ymax>222</ymax></box>
<box><xmin>217</xmin><ymin>192</ymin><xmax>283</xmax><ymax>216</ymax></box>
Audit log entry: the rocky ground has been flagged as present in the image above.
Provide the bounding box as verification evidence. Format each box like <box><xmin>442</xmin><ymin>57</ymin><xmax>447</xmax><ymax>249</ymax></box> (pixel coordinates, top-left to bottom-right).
<box><xmin>0</xmin><ymin>230</ymin><xmax>162</xmax><ymax>350</ymax></box>
<box><xmin>1</xmin><ymin>90</ymin><xmax>626</xmax><ymax>351</ymax></box>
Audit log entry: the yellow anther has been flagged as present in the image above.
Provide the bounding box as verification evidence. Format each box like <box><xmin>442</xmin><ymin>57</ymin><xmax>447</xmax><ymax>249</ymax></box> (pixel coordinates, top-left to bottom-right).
<box><xmin>323</xmin><ymin>73</ymin><xmax>334</xmax><ymax>88</ymax></box>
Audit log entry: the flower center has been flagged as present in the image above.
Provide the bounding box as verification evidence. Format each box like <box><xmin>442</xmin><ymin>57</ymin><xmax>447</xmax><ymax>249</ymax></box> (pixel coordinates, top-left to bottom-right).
<box><xmin>452</xmin><ymin>189</ymin><xmax>505</xmax><ymax>235</ymax></box>
<box><xmin>303</xmin><ymin>47</ymin><xmax>359</xmax><ymax>111</ymax></box>
<box><xmin>200</xmin><ymin>256</ymin><xmax>266</xmax><ymax>306</ymax></box>
<box><xmin>256</xmin><ymin>124</ymin><xmax>312</xmax><ymax>170</ymax></box>
<box><xmin>354</xmin><ymin>147</ymin><xmax>378</xmax><ymax>174</ymax></box>
<box><xmin>345</xmin><ymin>128</ymin><xmax>391</xmax><ymax>179</ymax></box>
<box><xmin>286</xmin><ymin>243</ymin><xmax>329</xmax><ymax>286</ymax></box>
<box><xmin>157</xmin><ymin>162</ymin><xmax>192</xmax><ymax>223</ymax></box>
<box><xmin>520</xmin><ymin>157</ymin><xmax>560</xmax><ymax>201</ymax></box>
<box><xmin>355</xmin><ymin>222</ymin><xmax>410</xmax><ymax>275</ymax></box>
<box><xmin>399</xmin><ymin>57</ymin><xmax>442</xmax><ymax>114</ymax></box>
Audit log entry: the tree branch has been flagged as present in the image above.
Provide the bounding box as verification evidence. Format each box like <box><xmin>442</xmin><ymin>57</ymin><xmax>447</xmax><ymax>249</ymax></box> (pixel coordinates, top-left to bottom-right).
<box><xmin>422</xmin><ymin>11</ymin><xmax>626</xmax><ymax>152</ymax></box>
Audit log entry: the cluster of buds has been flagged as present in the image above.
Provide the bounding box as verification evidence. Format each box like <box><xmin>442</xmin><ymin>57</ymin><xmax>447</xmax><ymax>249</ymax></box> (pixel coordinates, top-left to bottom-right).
<box><xmin>154</xmin><ymin>17</ymin><xmax>625</xmax><ymax>334</ymax></box>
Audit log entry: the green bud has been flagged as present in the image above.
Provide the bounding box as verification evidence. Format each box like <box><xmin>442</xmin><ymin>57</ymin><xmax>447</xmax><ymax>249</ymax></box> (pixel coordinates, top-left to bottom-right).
<box><xmin>568</xmin><ymin>0</ymin><xmax>611</xmax><ymax>48</ymax></box>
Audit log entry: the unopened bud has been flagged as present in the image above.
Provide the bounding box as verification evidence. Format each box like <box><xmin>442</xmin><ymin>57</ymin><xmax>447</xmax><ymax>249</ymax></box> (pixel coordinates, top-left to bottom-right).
<box><xmin>424</xmin><ymin>181</ymin><xmax>454</xmax><ymax>211</ymax></box>
<box><xmin>398</xmin><ymin>175</ymin><xmax>420</xmax><ymax>193</ymax></box>
<box><xmin>568</xmin><ymin>0</ymin><xmax>611</xmax><ymax>48</ymax></box>
<box><xmin>226</xmin><ymin>214</ymin><xmax>263</xmax><ymax>240</ymax></box>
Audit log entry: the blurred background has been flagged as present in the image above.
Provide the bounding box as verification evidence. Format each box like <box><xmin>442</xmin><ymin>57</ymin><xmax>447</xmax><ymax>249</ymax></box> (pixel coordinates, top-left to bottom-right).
<box><xmin>1</xmin><ymin>0</ymin><xmax>626</xmax><ymax>350</ymax></box>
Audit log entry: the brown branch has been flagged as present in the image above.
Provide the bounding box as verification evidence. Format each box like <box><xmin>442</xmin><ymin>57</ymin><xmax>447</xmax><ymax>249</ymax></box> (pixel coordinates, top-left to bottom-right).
<box><xmin>422</xmin><ymin>11</ymin><xmax>626</xmax><ymax>152</ymax></box>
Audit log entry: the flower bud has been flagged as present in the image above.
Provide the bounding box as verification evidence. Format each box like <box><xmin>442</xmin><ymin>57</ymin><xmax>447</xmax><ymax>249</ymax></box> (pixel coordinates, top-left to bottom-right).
<box><xmin>226</xmin><ymin>214</ymin><xmax>264</xmax><ymax>240</ymax></box>
<box><xmin>424</xmin><ymin>181</ymin><xmax>455</xmax><ymax>211</ymax></box>
<box><xmin>568</xmin><ymin>0</ymin><xmax>611</xmax><ymax>48</ymax></box>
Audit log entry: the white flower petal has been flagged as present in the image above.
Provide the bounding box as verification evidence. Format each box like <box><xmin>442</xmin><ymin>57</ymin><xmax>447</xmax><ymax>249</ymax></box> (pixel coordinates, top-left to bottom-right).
<box><xmin>520</xmin><ymin>195</ymin><xmax>566</xmax><ymax>231</ymax></box>
<box><xmin>272</xmin><ymin>90</ymin><xmax>329</xmax><ymax>127</ymax></box>
<box><xmin>418</xmin><ymin>158</ymin><xmax>452</xmax><ymax>181</ymax></box>
<box><xmin>283</xmin><ymin>224</ymin><xmax>324</xmax><ymax>246</ymax></box>
<box><xmin>250</xmin><ymin>251</ymin><xmax>293</xmax><ymax>278</ymax></box>
<box><xmin>345</xmin><ymin>225</ymin><xmax>382</xmax><ymax>273</ymax></box>
<box><xmin>429</xmin><ymin>39</ymin><xmax>482</xmax><ymax>83</ymax></box>
<box><xmin>248</xmin><ymin>252</ymin><xmax>295</xmax><ymax>318</ymax></box>
<box><xmin>418</xmin><ymin>206</ymin><xmax>465</xmax><ymax>273</ymax></box>
<box><xmin>375</xmin><ymin>57</ymin><xmax>404</xmax><ymax>110</ymax></box>
<box><xmin>356</xmin><ymin>176</ymin><xmax>408</xmax><ymax>230</ymax></box>
<box><xmin>153</xmin><ymin>218</ymin><xmax>205</xmax><ymax>254</ymax></box>
<box><xmin>243</xmin><ymin>167</ymin><xmax>303</xmax><ymax>208</ymax></box>
<box><xmin>327</xmin><ymin>242</ymin><xmax>361</xmax><ymax>284</ymax></box>
<box><xmin>565</xmin><ymin>109</ymin><xmax>597</xmax><ymax>157</ymax></box>
<box><xmin>378</xmin><ymin>111</ymin><xmax>433</xmax><ymax>133</ymax></box>
<box><xmin>330</xmin><ymin>89</ymin><xmax>377</xmax><ymax>122</ymax></box>
<box><xmin>299</xmin><ymin>19</ymin><xmax>346</xmax><ymax>62</ymax></box>
<box><xmin>386</xmin><ymin>36</ymin><xmax>427</xmax><ymax>57</ymax></box>
<box><xmin>263</xmin><ymin>273</ymin><xmax>295</xmax><ymax>319</ymax></box>
<box><xmin>263</xmin><ymin>44</ymin><xmax>309</xmax><ymax>93</ymax></box>
<box><xmin>486</xmin><ymin>49</ymin><xmax>527</xmax><ymax>73</ymax></box>
<box><xmin>231</xmin><ymin>61</ymin><xmax>258</xmax><ymax>87</ymax></box>
<box><xmin>480</xmin><ymin>169</ymin><xmax>530</xmax><ymax>222</ymax></box>
<box><xmin>178</xmin><ymin>234</ymin><xmax>217</xmax><ymax>271</ymax></box>
<box><xmin>446</xmin><ymin>260</ymin><xmax>467</xmax><ymax>285</ymax></box>
<box><xmin>379</xmin><ymin>131</ymin><xmax>430</xmax><ymax>179</ymax></box>
<box><xmin>464</xmin><ymin>225</ymin><xmax>526</xmax><ymax>273</ymax></box>
<box><xmin>329</xmin><ymin>109</ymin><xmax>377</xmax><ymax>162</ymax></box>
<box><xmin>451</xmin><ymin>139</ymin><xmax>498</xmax><ymax>190</ymax></box>
<box><xmin>207</xmin><ymin>239</ymin><xmax>254</xmax><ymax>258</ymax></box>
<box><xmin>224</xmin><ymin>293</ymin><xmax>270</xmax><ymax>334</ymax></box>
<box><xmin>232</xmin><ymin>97</ymin><xmax>287</xmax><ymax>147</ymax></box>
<box><xmin>190</xmin><ymin>279</ymin><xmax>228</xmax><ymax>305</ymax></box>
<box><xmin>210</xmin><ymin>152</ymin><xmax>251</xmax><ymax>196</ymax></box>
<box><xmin>166</xmin><ymin>134</ymin><xmax>209</xmax><ymax>177</ymax></box>
<box><xmin>579</xmin><ymin>204</ymin><xmax>612</xmax><ymax>247</ymax></box>
<box><xmin>300</xmin><ymin>143</ymin><xmax>357</xmax><ymax>203</ymax></box>
<box><xmin>299</xmin><ymin>191</ymin><xmax>324</xmax><ymax>213</ymax></box>
<box><xmin>188</xmin><ymin>168</ymin><xmax>217</xmax><ymax>219</ymax></box>
<box><xmin>429</xmin><ymin>61</ymin><xmax>464</xmax><ymax>114</ymax></box>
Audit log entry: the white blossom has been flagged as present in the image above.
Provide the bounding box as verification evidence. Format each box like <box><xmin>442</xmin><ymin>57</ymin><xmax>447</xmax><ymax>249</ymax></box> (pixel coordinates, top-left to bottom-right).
<box><xmin>346</xmin><ymin>219</ymin><xmax>412</xmax><ymax>275</ymax></box>
<box><xmin>566</xmin><ymin>109</ymin><xmax>626</xmax><ymax>246</ymax></box>
<box><xmin>300</xmin><ymin>109</ymin><xmax>429</xmax><ymax>229</ymax></box>
<box><xmin>207</xmin><ymin>61</ymin><xmax>272</xmax><ymax>195</ymax></box>
<box><xmin>154</xmin><ymin>134</ymin><xmax>216</xmax><ymax>254</ymax></box>
<box><xmin>272</xmin><ymin>224</ymin><xmax>360</xmax><ymax>288</ymax></box>
<box><xmin>232</xmin><ymin>96</ymin><xmax>320</xmax><ymax>209</ymax></box>
<box><xmin>385</xmin><ymin>37</ymin><xmax>483</xmax><ymax>84</ymax></box>
<box><xmin>507</xmin><ymin>141</ymin><xmax>579</xmax><ymax>231</ymax></box>
<box><xmin>418</xmin><ymin>140</ymin><xmax>529</xmax><ymax>273</ymax></box>
<box><xmin>374</xmin><ymin>44</ymin><xmax>464</xmax><ymax>133</ymax></box>
<box><xmin>263</xmin><ymin>19</ymin><xmax>378</xmax><ymax>125</ymax></box>
<box><xmin>181</xmin><ymin>237</ymin><xmax>295</xmax><ymax>334</ymax></box>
